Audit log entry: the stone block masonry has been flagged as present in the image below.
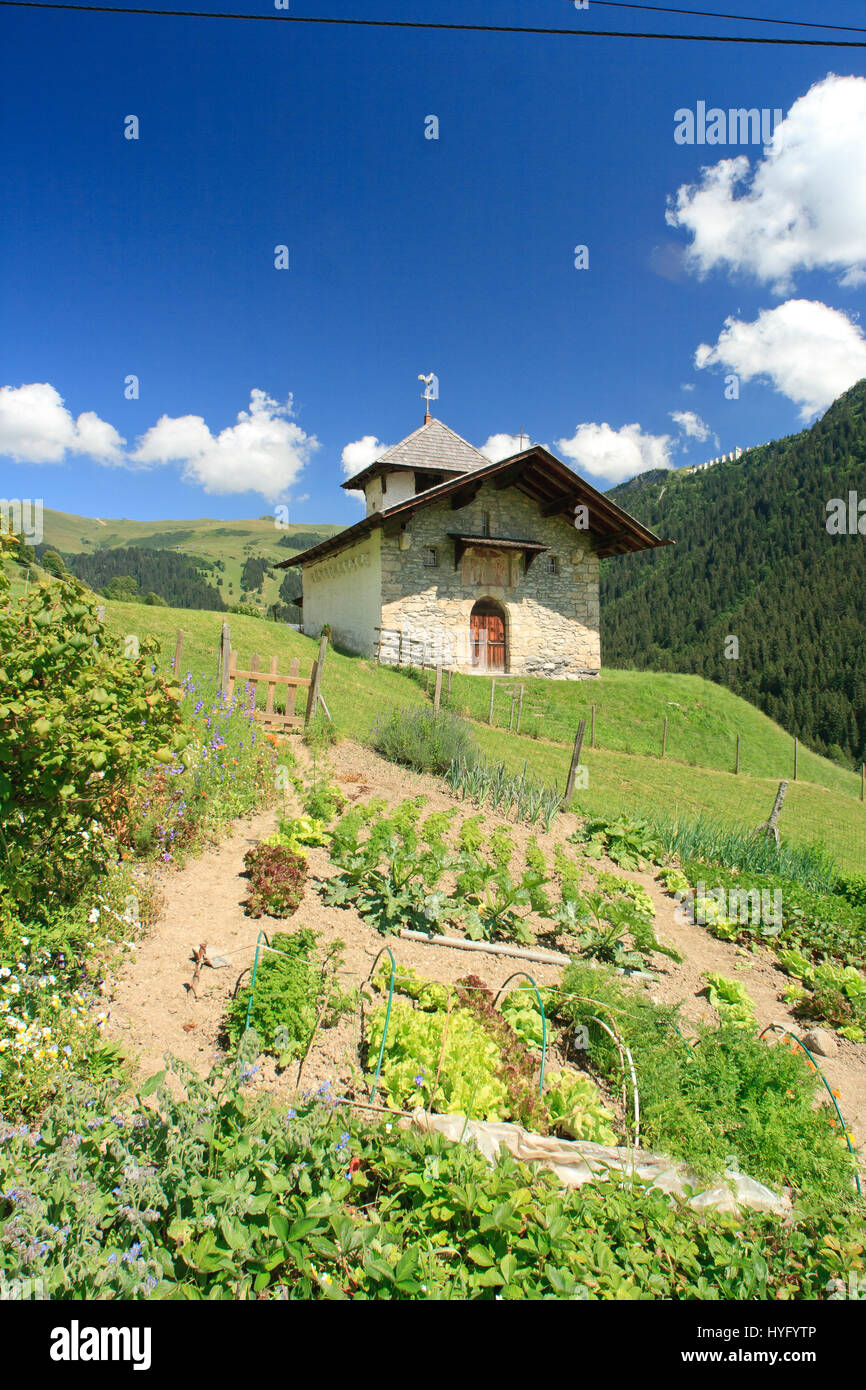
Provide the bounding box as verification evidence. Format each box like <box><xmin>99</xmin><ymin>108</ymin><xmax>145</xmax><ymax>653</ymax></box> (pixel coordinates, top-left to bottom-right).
<box><xmin>378</xmin><ymin>480</ymin><xmax>601</xmax><ymax>678</ymax></box>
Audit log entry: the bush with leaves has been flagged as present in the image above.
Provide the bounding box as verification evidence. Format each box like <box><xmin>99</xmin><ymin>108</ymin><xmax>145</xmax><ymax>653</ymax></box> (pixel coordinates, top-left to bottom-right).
<box><xmin>0</xmin><ymin>532</ymin><xmax>186</xmax><ymax>915</ymax></box>
<box><xmin>225</xmin><ymin>928</ymin><xmax>351</xmax><ymax>1065</ymax></box>
<box><xmin>242</xmin><ymin>844</ymin><xmax>307</xmax><ymax>918</ymax></box>
<box><xmin>370</xmin><ymin>706</ymin><xmax>478</xmax><ymax>777</ymax></box>
<box><xmin>554</xmin><ymin>961</ymin><xmax>857</xmax><ymax>1205</ymax></box>
<box><xmin>571</xmin><ymin>815</ymin><xmax>663</xmax><ymax>870</ymax></box>
<box><xmin>2</xmin><ymin>1058</ymin><xmax>863</xmax><ymax>1299</ymax></box>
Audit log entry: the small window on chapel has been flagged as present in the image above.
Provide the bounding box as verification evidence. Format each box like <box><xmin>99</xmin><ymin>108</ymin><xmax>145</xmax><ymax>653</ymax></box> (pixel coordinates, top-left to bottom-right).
<box><xmin>480</xmin><ymin>511</ymin><xmax>491</xmax><ymax>537</ymax></box>
<box><xmin>546</xmin><ymin>554</ymin><xmax>559</xmax><ymax>575</ymax></box>
<box><xmin>423</xmin><ymin>547</ymin><xmax>439</xmax><ymax>568</ymax></box>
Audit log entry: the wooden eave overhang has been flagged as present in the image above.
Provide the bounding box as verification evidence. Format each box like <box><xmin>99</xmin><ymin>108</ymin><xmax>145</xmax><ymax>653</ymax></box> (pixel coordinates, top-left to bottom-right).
<box><xmin>275</xmin><ymin>446</ymin><xmax>672</xmax><ymax>570</ymax></box>
<box><xmin>447</xmin><ymin>534</ymin><xmax>550</xmax><ymax>572</ymax></box>
<box><xmin>340</xmin><ymin>461</ymin><xmax>467</xmax><ymax>493</ymax></box>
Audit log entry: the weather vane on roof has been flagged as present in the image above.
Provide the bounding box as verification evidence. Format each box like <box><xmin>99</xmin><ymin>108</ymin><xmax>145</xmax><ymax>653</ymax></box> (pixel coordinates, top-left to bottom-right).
<box><xmin>418</xmin><ymin>372</ymin><xmax>439</xmax><ymax>423</ymax></box>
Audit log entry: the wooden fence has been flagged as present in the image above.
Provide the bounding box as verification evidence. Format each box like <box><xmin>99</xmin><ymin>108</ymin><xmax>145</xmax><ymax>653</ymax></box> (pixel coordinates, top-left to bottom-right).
<box><xmin>169</xmin><ymin>623</ymin><xmax>329</xmax><ymax>731</ymax></box>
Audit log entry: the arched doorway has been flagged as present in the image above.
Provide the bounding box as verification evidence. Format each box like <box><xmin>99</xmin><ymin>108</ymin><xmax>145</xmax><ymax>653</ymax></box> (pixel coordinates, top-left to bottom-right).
<box><xmin>470</xmin><ymin>599</ymin><xmax>506</xmax><ymax>671</ymax></box>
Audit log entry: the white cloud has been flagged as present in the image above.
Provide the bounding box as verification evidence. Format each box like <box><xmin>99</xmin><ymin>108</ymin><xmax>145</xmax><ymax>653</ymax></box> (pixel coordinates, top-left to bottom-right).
<box><xmin>133</xmin><ymin>390</ymin><xmax>317</xmax><ymax>501</ymax></box>
<box><xmin>0</xmin><ymin>382</ymin><xmax>125</xmax><ymax>464</ymax></box>
<box><xmin>479</xmin><ymin>432</ymin><xmax>532</xmax><ymax>462</ymax></box>
<box><xmin>666</xmin><ymin>74</ymin><xmax>866</xmax><ymax>292</ymax></box>
<box><xmin>556</xmin><ymin>422</ymin><xmax>675</xmax><ymax>485</ymax></box>
<box><xmin>341</xmin><ymin>435</ymin><xmax>386</xmax><ymax>479</ymax></box>
<box><xmin>695</xmin><ymin>299</ymin><xmax>866</xmax><ymax>419</ymax></box>
<box><xmin>670</xmin><ymin>409</ymin><xmax>711</xmax><ymax>441</ymax></box>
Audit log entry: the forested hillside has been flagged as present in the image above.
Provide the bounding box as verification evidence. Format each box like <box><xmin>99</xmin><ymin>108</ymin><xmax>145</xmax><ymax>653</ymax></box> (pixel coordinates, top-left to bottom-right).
<box><xmin>45</xmin><ymin>544</ymin><xmax>228</xmax><ymax>611</ymax></box>
<box><xmin>601</xmin><ymin>379</ymin><xmax>866</xmax><ymax>766</ymax></box>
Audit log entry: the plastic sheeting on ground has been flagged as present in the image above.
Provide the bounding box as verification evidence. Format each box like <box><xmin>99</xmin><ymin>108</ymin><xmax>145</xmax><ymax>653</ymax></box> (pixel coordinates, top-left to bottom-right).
<box><xmin>410</xmin><ymin>1109</ymin><xmax>791</xmax><ymax>1216</ymax></box>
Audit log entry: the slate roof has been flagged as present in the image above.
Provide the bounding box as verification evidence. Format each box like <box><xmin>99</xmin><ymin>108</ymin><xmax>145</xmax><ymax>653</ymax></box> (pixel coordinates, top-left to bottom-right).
<box><xmin>341</xmin><ymin>417</ymin><xmax>488</xmax><ymax>491</ymax></box>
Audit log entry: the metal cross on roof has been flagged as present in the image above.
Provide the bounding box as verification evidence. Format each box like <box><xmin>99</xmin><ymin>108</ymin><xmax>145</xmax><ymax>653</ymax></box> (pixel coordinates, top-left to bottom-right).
<box><xmin>418</xmin><ymin>371</ymin><xmax>438</xmax><ymax>423</ymax></box>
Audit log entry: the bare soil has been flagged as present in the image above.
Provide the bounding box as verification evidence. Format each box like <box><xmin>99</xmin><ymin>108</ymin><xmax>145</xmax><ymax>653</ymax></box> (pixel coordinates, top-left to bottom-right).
<box><xmin>104</xmin><ymin>737</ymin><xmax>866</xmax><ymax>1152</ymax></box>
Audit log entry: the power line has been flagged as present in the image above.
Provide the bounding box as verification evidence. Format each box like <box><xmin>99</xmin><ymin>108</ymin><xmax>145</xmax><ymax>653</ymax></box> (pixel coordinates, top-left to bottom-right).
<box><xmin>562</xmin><ymin>0</ymin><xmax>866</xmax><ymax>37</ymax></box>
<box><xmin>1</xmin><ymin>0</ymin><xmax>866</xmax><ymax>46</ymax></box>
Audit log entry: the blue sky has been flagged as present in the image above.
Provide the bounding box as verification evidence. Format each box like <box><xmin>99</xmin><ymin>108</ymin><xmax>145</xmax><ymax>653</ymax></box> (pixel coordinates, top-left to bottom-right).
<box><xmin>2</xmin><ymin>0</ymin><xmax>866</xmax><ymax>526</ymax></box>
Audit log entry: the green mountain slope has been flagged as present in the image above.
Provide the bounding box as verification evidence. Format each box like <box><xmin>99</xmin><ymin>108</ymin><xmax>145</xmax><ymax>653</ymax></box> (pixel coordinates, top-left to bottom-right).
<box><xmin>601</xmin><ymin>379</ymin><xmax>866</xmax><ymax>766</ymax></box>
<box><xmin>38</xmin><ymin>508</ymin><xmax>343</xmax><ymax>615</ymax></box>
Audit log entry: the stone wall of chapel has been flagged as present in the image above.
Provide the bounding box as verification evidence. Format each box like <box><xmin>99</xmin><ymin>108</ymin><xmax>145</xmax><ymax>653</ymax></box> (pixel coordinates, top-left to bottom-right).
<box><xmin>378</xmin><ymin>480</ymin><xmax>601</xmax><ymax>677</ymax></box>
<box><xmin>300</xmin><ymin>529</ymin><xmax>382</xmax><ymax>656</ymax></box>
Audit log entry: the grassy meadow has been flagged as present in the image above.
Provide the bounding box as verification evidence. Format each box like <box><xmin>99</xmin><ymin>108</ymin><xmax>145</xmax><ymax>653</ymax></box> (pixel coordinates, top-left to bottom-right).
<box><xmin>88</xmin><ymin>590</ymin><xmax>865</xmax><ymax>874</ymax></box>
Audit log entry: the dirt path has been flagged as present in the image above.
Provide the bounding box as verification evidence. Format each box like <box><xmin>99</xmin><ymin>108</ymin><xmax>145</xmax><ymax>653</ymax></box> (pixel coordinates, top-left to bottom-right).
<box><xmin>103</xmin><ymin>738</ymin><xmax>866</xmax><ymax>1152</ymax></box>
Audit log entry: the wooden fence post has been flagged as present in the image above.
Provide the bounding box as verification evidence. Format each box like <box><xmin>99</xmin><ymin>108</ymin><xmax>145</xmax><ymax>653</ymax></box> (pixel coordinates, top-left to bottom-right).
<box><xmin>172</xmin><ymin>629</ymin><xmax>184</xmax><ymax>676</ymax></box>
<box><xmin>433</xmin><ymin>665</ymin><xmax>443</xmax><ymax>715</ymax></box>
<box><xmin>265</xmin><ymin>655</ymin><xmax>279</xmax><ymax>716</ymax></box>
<box><xmin>661</xmin><ymin>715</ymin><xmax>668</xmax><ymax>760</ymax></box>
<box><xmin>305</xmin><ymin>632</ymin><xmax>328</xmax><ymax>724</ymax></box>
<box><xmin>756</xmin><ymin>780</ymin><xmax>788</xmax><ymax>846</ymax></box>
<box><xmin>735</xmin><ymin>734</ymin><xmax>740</xmax><ymax>775</ymax></box>
<box><xmin>218</xmin><ymin>622</ymin><xmax>231</xmax><ymax>696</ymax></box>
<box><xmin>516</xmin><ymin>685</ymin><xmax>524</xmax><ymax>733</ymax></box>
<box><xmin>793</xmin><ymin>737</ymin><xmax>798</xmax><ymax>781</ymax></box>
<box><xmin>563</xmin><ymin>719</ymin><xmax>587</xmax><ymax>807</ymax></box>
<box><xmin>488</xmin><ymin>678</ymin><xmax>496</xmax><ymax>725</ymax></box>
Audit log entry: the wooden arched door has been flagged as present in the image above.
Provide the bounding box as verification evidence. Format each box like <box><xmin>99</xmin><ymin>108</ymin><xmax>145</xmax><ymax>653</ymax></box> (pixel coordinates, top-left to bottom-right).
<box><xmin>470</xmin><ymin>600</ymin><xmax>506</xmax><ymax>670</ymax></box>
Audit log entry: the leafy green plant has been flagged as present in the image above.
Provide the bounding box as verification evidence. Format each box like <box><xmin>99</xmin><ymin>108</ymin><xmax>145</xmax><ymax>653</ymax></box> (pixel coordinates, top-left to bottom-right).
<box><xmin>264</xmin><ymin>815</ymin><xmax>329</xmax><ymax>856</ymax></box>
<box><xmin>367</xmin><ymin>998</ymin><xmax>510</xmax><ymax>1118</ymax></box>
<box><xmin>243</xmin><ymin>844</ymin><xmax>307</xmax><ymax>918</ymax></box>
<box><xmin>302</xmin><ymin>777</ymin><xmax>346</xmax><ymax>823</ymax></box>
<box><xmin>554</xmin><ymin>961</ymin><xmax>856</xmax><ymax>1204</ymax></box>
<box><xmin>702</xmin><ymin>973</ymin><xmax>757</xmax><ymax>1029</ymax></box>
<box><xmin>371</xmin><ymin>707</ymin><xmax>478</xmax><ymax>776</ymax></box>
<box><xmin>322</xmin><ymin>797</ymin><xmax>451</xmax><ymax>935</ymax></box>
<box><xmin>544</xmin><ymin>1070</ymin><xmax>618</xmax><ymax>1143</ymax></box>
<box><xmin>455</xmin><ymin>842</ymin><xmax>549</xmax><ymax>945</ymax></box>
<box><xmin>657</xmin><ymin>865</ymin><xmax>691</xmax><ymax>895</ymax></box>
<box><xmin>794</xmin><ymin>963</ymin><xmax>866</xmax><ymax>1042</ymax></box>
<box><xmin>226</xmin><ymin>928</ymin><xmax>350</xmax><ymax>1064</ymax></box>
<box><xmin>0</xmin><ymin>1054</ymin><xmax>862</xmax><ymax>1300</ymax></box>
<box><xmin>373</xmin><ymin>959</ymin><xmax>451</xmax><ymax>1012</ymax></box>
<box><xmin>0</xmin><ymin>532</ymin><xmax>186</xmax><ymax>915</ymax></box>
<box><xmin>572</xmin><ymin>816</ymin><xmax>663</xmax><ymax>870</ymax></box>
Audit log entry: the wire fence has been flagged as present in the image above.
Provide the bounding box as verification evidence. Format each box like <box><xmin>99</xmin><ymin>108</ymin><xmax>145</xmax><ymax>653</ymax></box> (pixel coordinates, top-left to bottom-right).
<box><xmin>375</xmin><ymin>661</ymin><xmax>866</xmax><ymax>877</ymax></box>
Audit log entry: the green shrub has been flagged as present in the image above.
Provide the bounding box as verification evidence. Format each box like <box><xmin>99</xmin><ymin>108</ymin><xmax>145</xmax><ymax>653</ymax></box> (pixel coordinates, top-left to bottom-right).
<box><xmin>2</xmin><ymin>1061</ymin><xmax>862</xmax><ymax>1299</ymax></box>
<box><xmin>370</xmin><ymin>707</ymin><xmax>478</xmax><ymax>776</ymax></box>
<box><xmin>835</xmin><ymin>871</ymin><xmax>866</xmax><ymax>912</ymax></box>
<box><xmin>225</xmin><ymin>928</ymin><xmax>349</xmax><ymax>1062</ymax></box>
<box><xmin>0</xmin><ymin>533</ymin><xmax>185</xmax><ymax>915</ymax></box>
<box><xmin>554</xmin><ymin>962</ymin><xmax>856</xmax><ymax>1205</ymax></box>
